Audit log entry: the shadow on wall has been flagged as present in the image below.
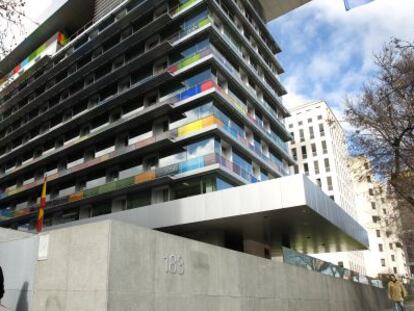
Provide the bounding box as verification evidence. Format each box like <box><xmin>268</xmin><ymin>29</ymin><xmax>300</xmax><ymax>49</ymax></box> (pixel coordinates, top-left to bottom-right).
<box><xmin>16</xmin><ymin>282</ymin><xmax>28</xmax><ymax>311</ymax></box>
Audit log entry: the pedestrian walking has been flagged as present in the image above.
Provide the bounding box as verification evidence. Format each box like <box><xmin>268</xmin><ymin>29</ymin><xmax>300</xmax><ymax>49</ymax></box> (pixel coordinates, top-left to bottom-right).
<box><xmin>0</xmin><ymin>266</ymin><xmax>4</xmax><ymax>302</ymax></box>
<box><xmin>388</xmin><ymin>274</ymin><xmax>408</xmax><ymax>311</ymax></box>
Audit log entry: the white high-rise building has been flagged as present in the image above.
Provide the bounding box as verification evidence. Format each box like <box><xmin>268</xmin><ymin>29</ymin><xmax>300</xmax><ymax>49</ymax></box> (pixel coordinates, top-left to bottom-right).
<box><xmin>351</xmin><ymin>156</ymin><xmax>410</xmax><ymax>279</ymax></box>
<box><xmin>287</xmin><ymin>101</ymin><xmax>366</xmax><ymax>275</ymax></box>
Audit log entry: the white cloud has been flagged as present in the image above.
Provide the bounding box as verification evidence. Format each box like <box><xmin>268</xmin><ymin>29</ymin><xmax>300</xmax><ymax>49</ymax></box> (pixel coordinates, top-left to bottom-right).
<box><xmin>270</xmin><ymin>0</ymin><xmax>414</xmax><ymax>115</ymax></box>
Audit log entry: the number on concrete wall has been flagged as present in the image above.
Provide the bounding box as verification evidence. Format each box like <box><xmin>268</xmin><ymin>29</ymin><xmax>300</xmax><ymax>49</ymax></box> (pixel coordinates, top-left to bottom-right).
<box><xmin>163</xmin><ymin>255</ymin><xmax>184</xmax><ymax>275</ymax></box>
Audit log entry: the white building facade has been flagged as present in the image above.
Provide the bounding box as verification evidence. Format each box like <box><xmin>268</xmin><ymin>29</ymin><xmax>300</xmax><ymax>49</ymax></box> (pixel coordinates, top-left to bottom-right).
<box><xmin>351</xmin><ymin>156</ymin><xmax>410</xmax><ymax>279</ymax></box>
<box><xmin>287</xmin><ymin>101</ymin><xmax>366</xmax><ymax>275</ymax></box>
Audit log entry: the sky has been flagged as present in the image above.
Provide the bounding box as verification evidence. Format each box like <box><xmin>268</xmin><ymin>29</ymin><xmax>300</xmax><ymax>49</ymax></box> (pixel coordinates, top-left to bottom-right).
<box><xmin>268</xmin><ymin>0</ymin><xmax>414</xmax><ymax>123</ymax></box>
<box><xmin>15</xmin><ymin>0</ymin><xmax>414</xmax><ymax>124</ymax></box>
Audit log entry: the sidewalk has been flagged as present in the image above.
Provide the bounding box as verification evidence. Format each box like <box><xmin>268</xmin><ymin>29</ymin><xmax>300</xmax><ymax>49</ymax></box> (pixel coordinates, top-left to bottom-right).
<box><xmin>384</xmin><ymin>303</ymin><xmax>414</xmax><ymax>311</ymax></box>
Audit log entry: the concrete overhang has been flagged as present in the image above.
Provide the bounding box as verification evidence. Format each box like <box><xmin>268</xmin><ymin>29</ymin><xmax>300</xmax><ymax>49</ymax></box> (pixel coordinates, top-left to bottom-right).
<box><xmin>50</xmin><ymin>174</ymin><xmax>369</xmax><ymax>255</ymax></box>
<box><xmin>258</xmin><ymin>0</ymin><xmax>312</xmax><ymax>21</ymax></box>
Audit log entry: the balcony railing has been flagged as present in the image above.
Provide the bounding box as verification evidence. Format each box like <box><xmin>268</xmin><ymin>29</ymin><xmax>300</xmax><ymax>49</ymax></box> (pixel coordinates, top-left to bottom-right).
<box><xmin>0</xmin><ymin>20</ymin><xmax>211</xmax><ymax>161</ymax></box>
<box><xmin>0</xmin><ymin>44</ymin><xmax>291</xmax><ymax>197</ymax></box>
<box><xmin>0</xmin><ymin>0</ymin><xmax>204</xmax><ymax>123</ymax></box>
<box><xmin>1</xmin><ymin>90</ymin><xmax>289</xmax><ymax>201</ymax></box>
<box><xmin>282</xmin><ymin>247</ymin><xmax>384</xmax><ymax>289</ymax></box>
<box><xmin>0</xmin><ymin>152</ymin><xmax>258</xmax><ymax>221</ymax></box>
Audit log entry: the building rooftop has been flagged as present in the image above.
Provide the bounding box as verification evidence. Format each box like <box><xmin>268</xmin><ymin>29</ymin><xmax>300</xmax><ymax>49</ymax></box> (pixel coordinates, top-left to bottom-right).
<box><xmin>0</xmin><ymin>0</ymin><xmax>95</xmax><ymax>78</ymax></box>
<box><xmin>0</xmin><ymin>0</ymin><xmax>312</xmax><ymax>80</ymax></box>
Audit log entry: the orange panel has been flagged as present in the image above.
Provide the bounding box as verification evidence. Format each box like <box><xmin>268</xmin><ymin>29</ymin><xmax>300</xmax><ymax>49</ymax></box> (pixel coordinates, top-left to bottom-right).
<box><xmin>134</xmin><ymin>171</ymin><xmax>156</xmax><ymax>184</ymax></box>
<box><xmin>69</xmin><ymin>192</ymin><xmax>84</xmax><ymax>202</ymax></box>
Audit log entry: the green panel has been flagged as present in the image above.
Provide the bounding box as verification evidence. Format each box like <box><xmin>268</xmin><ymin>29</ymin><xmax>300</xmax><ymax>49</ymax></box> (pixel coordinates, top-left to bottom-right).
<box><xmin>115</xmin><ymin>177</ymin><xmax>135</xmax><ymax>189</ymax></box>
<box><xmin>177</xmin><ymin>0</ymin><xmax>197</xmax><ymax>13</ymax></box>
<box><xmin>178</xmin><ymin>53</ymin><xmax>201</xmax><ymax>69</ymax></box>
<box><xmin>198</xmin><ymin>17</ymin><xmax>210</xmax><ymax>28</ymax></box>
<box><xmin>83</xmin><ymin>187</ymin><xmax>100</xmax><ymax>198</ymax></box>
<box><xmin>98</xmin><ymin>182</ymin><xmax>117</xmax><ymax>194</ymax></box>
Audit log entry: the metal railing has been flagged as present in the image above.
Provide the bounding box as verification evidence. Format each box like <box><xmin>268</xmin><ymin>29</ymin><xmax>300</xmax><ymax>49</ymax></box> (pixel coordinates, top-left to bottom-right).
<box><xmin>282</xmin><ymin>247</ymin><xmax>384</xmax><ymax>288</ymax></box>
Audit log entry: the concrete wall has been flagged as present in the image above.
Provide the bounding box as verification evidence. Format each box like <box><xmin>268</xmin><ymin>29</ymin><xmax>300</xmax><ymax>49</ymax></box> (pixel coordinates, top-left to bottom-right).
<box><xmin>32</xmin><ymin>222</ymin><xmax>110</xmax><ymax>310</ymax></box>
<box><xmin>26</xmin><ymin>220</ymin><xmax>391</xmax><ymax>311</ymax></box>
<box><xmin>0</xmin><ymin>233</ymin><xmax>37</xmax><ymax>311</ymax></box>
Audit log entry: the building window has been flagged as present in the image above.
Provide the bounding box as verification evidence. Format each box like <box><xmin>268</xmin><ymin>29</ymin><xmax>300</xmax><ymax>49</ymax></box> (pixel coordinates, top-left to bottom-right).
<box><xmin>366</xmin><ymin>175</ymin><xmax>371</xmax><ymax>182</ymax></box>
<box><xmin>317</xmin><ymin>115</ymin><xmax>323</xmax><ymax>120</ymax></box>
<box><xmin>319</xmin><ymin>124</ymin><xmax>325</xmax><ymax>137</ymax></box>
<box><xmin>393</xmin><ymin>267</ymin><xmax>397</xmax><ymax>274</ymax></box>
<box><xmin>383</xmin><ymin>209</ymin><xmax>387</xmax><ymax>215</ymax></box>
<box><xmin>389</xmin><ymin>243</ymin><xmax>394</xmax><ymax>250</ymax></box>
<box><xmin>391</xmin><ymin>255</ymin><xmax>395</xmax><ymax>262</ymax></box>
<box><xmin>316</xmin><ymin>178</ymin><xmax>322</xmax><ymax>187</ymax></box>
<box><xmin>298</xmin><ymin>121</ymin><xmax>303</xmax><ymax>126</ymax></box>
<box><xmin>311</xmin><ymin>143</ymin><xmax>317</xmax><ymax>156</ymax></box>
<box><xmin>303</xmin><ymin>163</ymin><xmax>309</xmax><ymax>175</ymax></box>
<box><xmin>381</xmin><ymin>259</ymin><xmax>385</xmax><ymax>267</ymax></box>
<box><xmin>379</xmin><ymin>244</ymin><xmax>383</xmax><ymax>252</ymax></box>
<box><xmin>299</xmin><ymin>129</ymin><xmax>305</xmax><ymax>142</ymax></box>
<box><xmin>309</xmin><ymin>126</ymin><xmax>314</xmax><ymax>139</ymax></box>
<box><xmin>371</xmin><ymin>202</ymin><xmax>376</xmax><ymax>209</ymax></box>
<box><xmin>324</xmin><ymin>158</ymin><xmax>330</xmax><ymax>172</ymax></box>
<box><xmin>321</xmin><ymin>141</ymin><xmax>327</xmax><ymax>154</ymax></box>
<box><xmin>327</xmin><ymin>176</ymin><xmax>333</xmax><ymax>190</ymax></box>
<box><xmin>290</xmin><ymin>132</ymin><xmax>295</xmax><ymax>142</ymax></box>
<box><xmin>338</xmin><ymin>261</ymin><xmax>344</xmax><ymax>268</ymax></box>
<box><xmin>294</xmin><ymin>165</ymin><xmax>299</xmax><ymax>174</ymax></box>
<box><xmin>289</xmin><ymin>124</ymin><xmax>293</xmax><ymax>128</ymax></box>
<box><xmin>372</xmin><ymin>216</ymin><xmax>380</xmax><ymax>223</ymax></box>
<box><xmin>301</xmin><ymin>146</ymin><xmax>307</xmax><ymax>159</ymax></box>
<box><xmin>364</xmin><ymin>162</ymin><xmax>369</xmax><ymax>170</ymax></box>
<box><xmin>369</xmin><ymin>188</ymin><xmax>374</xmax><ymax>196</ymax></box>
<box><xmin>291</xmin><ymin>148</ymin><xmax>297</xmax><ymax>160</ymax></box>
<box><xmin>314</xmin><ymin>160</ymin><xmax>320</xmax><ymax>174</ymax></box>
<box><xmin>376</xmin><ymin>230</ymin><xmax>381</xmax><ymax>237</ymax></box>
<box><xmin>307</xmin><ymin>118</ymin><xmax>312</xmax><ymax>123</ymax></box>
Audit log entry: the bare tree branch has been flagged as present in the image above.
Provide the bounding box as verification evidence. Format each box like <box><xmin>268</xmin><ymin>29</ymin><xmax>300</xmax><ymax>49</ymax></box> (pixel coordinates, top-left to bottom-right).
<box><xmin>345</xmin><ymin>38</ymin><xmax>414</xmax><ymax>263</ymax></box>
<box><xmin>0</xmin><ymin>0</ymin><xmax>26</xmax><ymax>59</ymax></box>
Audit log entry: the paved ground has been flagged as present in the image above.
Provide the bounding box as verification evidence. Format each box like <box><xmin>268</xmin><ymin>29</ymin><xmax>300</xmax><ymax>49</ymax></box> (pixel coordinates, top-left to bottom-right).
<box><xmin>384</xmin><ymin>303</ymin><xmax>414</xmax><ymax>311</ymax></box>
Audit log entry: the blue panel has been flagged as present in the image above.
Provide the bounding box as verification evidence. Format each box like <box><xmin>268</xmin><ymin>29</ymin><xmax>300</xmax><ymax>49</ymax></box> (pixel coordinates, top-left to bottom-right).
<box><xmin>178</xmin><ymin>85</ymin><xmax>201</xmax><ymax>101</ymax></box>
<box><xmin>179</xmin><ymin>157</ymin><xmax>204</xmax><ymax>173</ymax></box>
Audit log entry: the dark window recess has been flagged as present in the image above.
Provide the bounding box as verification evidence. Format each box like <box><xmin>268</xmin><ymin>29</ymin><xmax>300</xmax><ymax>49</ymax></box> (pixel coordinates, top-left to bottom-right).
<box><xmin>121</xmin><ymin>26</ymin><xmax>133</xmax><ymax>40</ymax></box>
<box><xmin>118</xmin><ymin>77</ymin><xmax>130</xmax><ymax>93</ymax></box>
<box><xmin>70</xmin><ymin>80</ymin><xmax>84</xmax><ymax>95</ymax></box>
<box><xmin>77</xmin><ymin>53</ymin><xmax>92</xmax><ymax>68</ymax></box>
<box><xmin>103</xmin><ymin>34</ymin><xmax>120</xmax><ymax>52</ymax></box>
<box><xmin>92</xmin><ymin>46</ymin><xmax>104</xmax><ymax>59</ymax></box>
<box><xmin>112</xmin><ymin>55</ymin><xmax>125</xmax><ymax>70</ymax></box>
<box><xmin>84</xmin><ymin>74</ymin><xmax>95</xmax><ymax>86</ymax></box>
<box><xmin>88</xmin><ymin>95</ymin><xmax>100</xmax><ymax>109</ymax></box>
<box><xmin>74</xmin><ymin>36</ymin><xmax>88</xmax><ymax>50</ymax></box>
<box><xmin>95</xmin><ymin>63</ymin><xmax>112</xmax><ymax>78</ymax></box>
<box><xmin>91</xmin><ymin>202</ymin><xmax>112</xmax><ymax>217</ymax></box>
<box><xmin>100</xmin><ymin>84</ymin><xmax>117</xmax><ymax>101</ymax></box>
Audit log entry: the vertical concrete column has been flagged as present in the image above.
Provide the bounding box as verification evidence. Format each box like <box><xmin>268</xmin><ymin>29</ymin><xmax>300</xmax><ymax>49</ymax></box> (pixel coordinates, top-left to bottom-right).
<box><xmin>243</xmin><ymin>239</ymin><xmax>266</xmax><ymax>258</ymax></box>
<box><xmin>79</xmin><ymin>204</ymin><xmax>91</xmax><ymax>220</ymax></box>
<box><xmin>270</xmin><ymin>240</ymin><xmax>284</xmax><ymax>263</ymax></box>
<box><xmin>111</xmin><ymin>197</ymin><xmax>126</xmax><ymax>213</ymax></box>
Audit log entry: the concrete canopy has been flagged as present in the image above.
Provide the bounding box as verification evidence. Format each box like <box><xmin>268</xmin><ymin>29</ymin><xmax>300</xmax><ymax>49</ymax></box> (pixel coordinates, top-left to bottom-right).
<box><xmin>50</xmin><ymin>175</ymin><xmax>369</xmax><ymax>255</ymax></box>
<box><xmin>258</xmin><ymin>0</ymin><xmax>312</xmax><ymax>21</ymax></box>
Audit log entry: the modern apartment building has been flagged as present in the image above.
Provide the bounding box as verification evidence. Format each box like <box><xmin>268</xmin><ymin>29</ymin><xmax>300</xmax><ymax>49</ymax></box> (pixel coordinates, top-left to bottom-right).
<box><xmin>287</xmin><ymin>101</ymin><xmax>366</xmax><ymax>275</ymax></box>
<box><xmin>350</xmin><ymin>156</ymin><xmax>410</xmax><ymax>279</ymax></box>
<box><xmin>0</xmin><ymin>0</ymin><xmax>367</xmax><ymax>258</ymax></box>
